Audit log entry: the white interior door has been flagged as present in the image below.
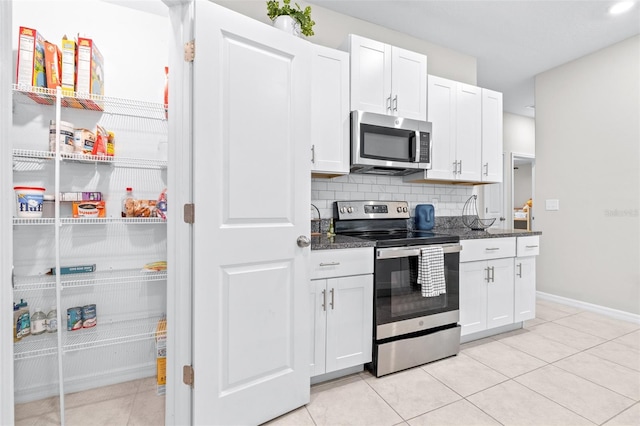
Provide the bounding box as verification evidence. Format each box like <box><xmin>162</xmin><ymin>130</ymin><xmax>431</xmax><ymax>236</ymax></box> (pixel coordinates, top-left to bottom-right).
<box><xmin>192</xmin><ymin>2</ymin><xmax>311</xmax><ymax>425</ymax></box>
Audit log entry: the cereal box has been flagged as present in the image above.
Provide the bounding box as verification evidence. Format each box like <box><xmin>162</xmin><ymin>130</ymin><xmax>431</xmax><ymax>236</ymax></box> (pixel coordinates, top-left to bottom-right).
<box><xmin>60</xmin><ymin>36</ymin><xmax>83</xmax><ymax>108</ymax></box>
<box><xmin>76</xmin><ymin>36</ymin><xmax>104</xmax><ymax>110</ymax></box>
<box><xmin>44</xmin><ymin>41</ymin><xmax>61</xmax><ymax>89</ymax></box>
<box><xmin>16</xmin><ymin>26</ymin><xmax>46</xmax><ymax>89</ymax></box>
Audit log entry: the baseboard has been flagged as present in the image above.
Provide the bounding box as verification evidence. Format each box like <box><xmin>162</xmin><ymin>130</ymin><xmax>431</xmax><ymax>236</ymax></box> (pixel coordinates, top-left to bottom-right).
<box><xmin>537</xmin><ymin>291</ymin><xmax>640</xmax><ymax>325</ymax></box>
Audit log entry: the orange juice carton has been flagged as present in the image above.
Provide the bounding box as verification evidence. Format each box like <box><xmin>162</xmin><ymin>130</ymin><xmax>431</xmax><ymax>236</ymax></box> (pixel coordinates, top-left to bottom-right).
<box><xmin>16</xmin><ymin>26</ymin><xmax>50</xmax><ymax>104</ymax></box>
<box><xmin>44</xmin><ymin>41</ymin><xmax>61</xmax><ymax>89</ymax></box>
<box><xmin>72</xmin><ymin>201</ymin><xmax>106</xmax><ymax>218</ymax></box>
<box><xmin>76</xmin><ymin>36</ymin><xmax>104</xmax><ymax>110</ymax></box>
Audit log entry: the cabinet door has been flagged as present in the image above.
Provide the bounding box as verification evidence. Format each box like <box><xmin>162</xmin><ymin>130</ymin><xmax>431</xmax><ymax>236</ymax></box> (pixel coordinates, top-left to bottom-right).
<box><xmin>486</xmin><ymin>258</ymin><xmax>515</xmax><ymax>329</ymax></box>
<box><xmin>391</xmin><ymin>46</ymin><xmax>427</xmax><ymax>120</ymax></box>
<box><xmin>427</xmin><ymin>75</ymin><xmax>456</xmax><ymax>180</ymax></box>
<box><xmin>349</xmin><ymin>35</ymin><xmax>391</xmax><ymax>115</ymax></box>
<box><xmin>310</xmin><ymin>279</ymin><xmax>328</xmax><ymax>377</ymax></box>
<box><xmin>481</xmin><ymin>88</ymin><xmax>503</xmax><ymax>183</ymax></box>
<box><xmin>311</xmin><ymin>45</ymin><xmax>350</xmax><ymax>175</ymax></box>
<box><xmin>514</xmin><ymin>256</ymin><xmax>536</xmax><ymax>322</ymax></box>
<box><xmin>459</xmin><ymin>261</ymin><xmax>488</xmax><ymax>336</ymax></box>
<box><xmin>325</xmin><ymin>274</ymin><xmax>373</xmax><ymax>373</ymax></box>
<box><xmin>455</xmin><ymin>83</ymin><xmax>482</xmax><ymax>182</ymax></box>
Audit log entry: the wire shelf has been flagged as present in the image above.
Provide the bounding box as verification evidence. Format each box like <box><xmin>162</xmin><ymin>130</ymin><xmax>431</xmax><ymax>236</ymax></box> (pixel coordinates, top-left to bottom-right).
<box><xmin>12</xmin><ymin>84</ymin><xmax>167</xmax><ymax>121</ymax></box>
<box><xmin>13</xmin><ymin>217</ymin><xmax>166</xmax><ymax>226</ymax></box>
<box><xmin>14</xmin><ymin>315</ymin><xmax>165</xmax><ymax>359</ymax></box>
<box><xmin>62</xmin><ymin>315</ymin><xmax>164</xmax><ymax>353</ymax></box>
<box><xmin>12</xmin><ymin>149</ymin><xmax>167</xmax><ymax>169</ymax></box>
<box><xmin>13</xmin><ymin>269</ymin><xmax>167</xmax><ymax>292</ymax></box>
<box><xmin>12</xmin><ymin>218</ymin><xmax>55</xmax><ymax>226</ymax></box>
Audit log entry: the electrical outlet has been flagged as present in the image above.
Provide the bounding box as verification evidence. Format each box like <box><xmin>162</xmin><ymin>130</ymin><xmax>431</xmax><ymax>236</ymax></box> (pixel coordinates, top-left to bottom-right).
<box><xmin>545</xmin><ymin>199</ymin><xmax>560</xmax><ymax>211</ymax></box>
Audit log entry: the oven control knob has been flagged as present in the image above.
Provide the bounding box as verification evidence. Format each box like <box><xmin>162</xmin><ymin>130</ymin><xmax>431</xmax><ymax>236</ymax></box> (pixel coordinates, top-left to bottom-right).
<box><xmin>340</xmin><ymin>206</ymin><xmax>347</xmax><ymax>214</ymax></box>
<box><xmin>397</xmin><ymin>206</ymin><xmax>402</xmax><ymax>213</ymax></box>
<box><xmin>347</xmin><ymin>207</ymin><xmax>354</xmax><ymax>213</ymax></box>
<box><xmin>402</xmin><ymin>207</ymin><xmax>408</xmax><ymax>213</ymax></box>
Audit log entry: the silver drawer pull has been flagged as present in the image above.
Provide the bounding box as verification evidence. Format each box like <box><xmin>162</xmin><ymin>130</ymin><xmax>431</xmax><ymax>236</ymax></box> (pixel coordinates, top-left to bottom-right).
<box><xmin>319</xmin><ymin>262</ymin><xmax>340</xmax><ymax>267</ymax></box>
<box><xmin>485</xmin><ymin>247</ymin><xmax>501</xmax><ymax>251</ymax></box>
<box><xmin>525</xmin><ymin>245</ymin><xmax>539</xmax><ymax>248</ymax></box>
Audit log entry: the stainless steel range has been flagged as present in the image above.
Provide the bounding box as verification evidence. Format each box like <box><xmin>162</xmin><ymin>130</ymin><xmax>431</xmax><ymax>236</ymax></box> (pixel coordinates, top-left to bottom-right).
<box><xmin>334</xmin><ymin>200</ymin><xmax>462</xmax><ymax>377</ymax></box>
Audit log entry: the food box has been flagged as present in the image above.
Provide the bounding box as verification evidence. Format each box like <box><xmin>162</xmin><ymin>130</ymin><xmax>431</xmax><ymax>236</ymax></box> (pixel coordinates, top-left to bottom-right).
<box><xmin>16</xmin><ymin>26</ymin><xmax>50</xmax><ymax>104</ymax></box>
<box><xmin>72</xmin><ymin>200</ymin><xmax>106</xmax><ymax>218</ymax></box>
<box><xmin>123</xmin><ymin>199</ymin><xmax>157</xmax><ymax>218</ymax></box>
<box><xmin>59</xmin><ymin>191</ymin><xmax>102</xmax><ymax>202</ymax></box>
<box><xmin>60</xmin><ymin>36</ymin><xmax>83</xmax><ymax>108</ymax></box>
<box><xmin>48</xmin><ymin>264</ymin><xmax>96</xmax><ymax>275</ymax></box>
<box><xmin>76</xmin><ymin>36</ymin><xmax>104</xmax><ymax>110</ymax></box>
<box><xmin>44</xmin><ymin>41</ymin><xmax>61</xmax><ymax>89</ymax></box>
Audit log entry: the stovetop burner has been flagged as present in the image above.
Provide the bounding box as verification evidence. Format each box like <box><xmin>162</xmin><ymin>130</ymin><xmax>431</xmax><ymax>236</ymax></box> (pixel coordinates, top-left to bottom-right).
<box><xmin>333</xmin><ymin>200</ymin><xmax>459</xmax><ymax>247</ymax></box>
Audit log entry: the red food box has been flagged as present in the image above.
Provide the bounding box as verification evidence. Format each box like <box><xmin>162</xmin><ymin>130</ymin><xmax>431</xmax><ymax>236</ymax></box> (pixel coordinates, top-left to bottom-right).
<box><xmin>44</xmin><ymin>41</ymin><xmax>62</xmax><ymax>89</ymax></box>
<box><xmin>16</xmin><ymin>26</ymin><xmax>51</xmax><ymax>105</ymax></box>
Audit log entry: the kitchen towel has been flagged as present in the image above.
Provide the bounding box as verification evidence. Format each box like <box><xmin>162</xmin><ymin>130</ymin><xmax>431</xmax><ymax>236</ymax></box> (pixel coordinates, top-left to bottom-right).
<box><xmin>417</xmin><ymin>246</ymin><xmax>446</xmax><ymax>297</ymax></box>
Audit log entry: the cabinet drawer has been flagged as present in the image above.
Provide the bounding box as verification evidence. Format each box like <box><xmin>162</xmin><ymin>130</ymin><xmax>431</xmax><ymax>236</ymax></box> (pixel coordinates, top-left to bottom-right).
<box><xmin>517</xmin><ymin>235</ymin><xmax>540</xmax><ymax>257</ymax></box>
<box><xmin>460</xmin><ymin>237</ymin><xmax>516</xmax><ymax>262</ymax></box>
<box><xmin>311</xmin><ymin>248</ymin><xmax>373</xmax><ymax>280</ymax></box>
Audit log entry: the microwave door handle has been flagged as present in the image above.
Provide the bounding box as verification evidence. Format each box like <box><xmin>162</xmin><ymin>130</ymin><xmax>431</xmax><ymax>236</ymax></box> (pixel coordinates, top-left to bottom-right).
<box><xmin>411</xmin><ymin>131</ymin><xmax>418</xmax><ymax>162</ymax></box>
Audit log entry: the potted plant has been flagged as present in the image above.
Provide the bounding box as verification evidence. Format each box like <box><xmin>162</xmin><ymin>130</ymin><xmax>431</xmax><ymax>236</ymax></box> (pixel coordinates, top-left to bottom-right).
<box><xmin>267</xmin><ymin>0</ymin><xmax>315</xmax><ymax>37</ymax></box>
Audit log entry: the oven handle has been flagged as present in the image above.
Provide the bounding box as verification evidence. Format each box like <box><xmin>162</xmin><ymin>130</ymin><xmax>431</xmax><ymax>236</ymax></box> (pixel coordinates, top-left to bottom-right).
<box><xmin>376</xmin><ymin>243</ymin><xmax>462</xmax><ymax>259</ymax></box>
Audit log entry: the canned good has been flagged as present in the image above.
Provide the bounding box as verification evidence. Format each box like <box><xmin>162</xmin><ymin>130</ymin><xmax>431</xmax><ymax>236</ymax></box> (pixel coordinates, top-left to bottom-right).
<box><xmin>49</xmin><ymin>120</ymin><xmax>75</xmax><ymax>153</ymax></box>
<box><xmin>67</xmin><ymin>307</ymin><xmax>83</xmax><ymax>331</ymax></box>
<box><xmin>82</xmin><ymin>304</ymin><xmax>97</xmax><ymax>328</ymax></box>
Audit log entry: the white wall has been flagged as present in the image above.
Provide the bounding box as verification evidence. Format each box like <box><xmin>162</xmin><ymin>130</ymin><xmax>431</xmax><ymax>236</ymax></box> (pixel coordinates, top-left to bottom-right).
<box><xmin>214</xmin><ymin>0</ymin><xmax>477</xmax><ymax>85</ymax></box>
<box><xmin>535</xmin><ymin>35</ymin><xmax>640</xmax><ymax>315</ymax></box>
<box><xmin>504</xmin><ymin>112</ymin><xmax>535</xmax><ymax>155</ymax></box>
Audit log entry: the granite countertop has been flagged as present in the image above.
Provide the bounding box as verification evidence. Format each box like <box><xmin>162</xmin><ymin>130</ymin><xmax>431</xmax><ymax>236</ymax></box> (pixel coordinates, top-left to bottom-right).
<box><xmin>436</xmin><ymin>227</ymin><xmax>542</xmax><ymax>240</ymax></box>
<box><xmin>311</xmin><ymin>234</ymin><xmax>376</xmax><ymax>250</ymax></box>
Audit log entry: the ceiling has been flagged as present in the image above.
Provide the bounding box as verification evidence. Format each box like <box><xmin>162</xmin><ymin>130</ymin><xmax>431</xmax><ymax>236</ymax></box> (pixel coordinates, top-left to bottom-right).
<box><xmin>308</xmin><ymin>0</ymin><xmax>640</xmax><ymax>118</ymax></box>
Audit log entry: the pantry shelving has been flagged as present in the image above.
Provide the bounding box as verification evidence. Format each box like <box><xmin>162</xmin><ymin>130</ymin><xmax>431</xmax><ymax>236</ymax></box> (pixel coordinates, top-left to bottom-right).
<box><xmin>11</xmin><ymin>82</ymin><xmax>168</xmax><ymax>411</ymax></box>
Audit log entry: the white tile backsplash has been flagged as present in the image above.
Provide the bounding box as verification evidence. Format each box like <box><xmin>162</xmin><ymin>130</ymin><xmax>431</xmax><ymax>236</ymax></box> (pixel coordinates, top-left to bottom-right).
<box><xmin>311</xmin><ymin>176</ymin><xmax>476</xmax><ymax>219</ymax></box>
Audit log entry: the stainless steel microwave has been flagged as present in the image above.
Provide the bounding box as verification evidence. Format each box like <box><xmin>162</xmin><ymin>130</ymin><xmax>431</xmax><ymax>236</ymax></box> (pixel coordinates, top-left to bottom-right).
<box><xmin>350</xmin><ymin>110</ymin><xmax>432</xmax><ymax>176</ymax></box>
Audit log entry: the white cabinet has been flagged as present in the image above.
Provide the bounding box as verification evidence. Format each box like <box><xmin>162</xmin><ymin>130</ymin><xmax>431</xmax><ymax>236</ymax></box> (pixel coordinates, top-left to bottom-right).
<box><xmin>346</xmin><ymin>34</ymin><xmax>427</xmax><ymax>120</ymax></box>
<box><xmin>514</xmin><ymin>235</ymin><xmax>540</xmax><ymax>321</ymax></box>
<box><xmin>481</xmin><ymin>88</ymin><xmax>503</xmax><ymax>183</ymax></box>
<box><xmin>310</xmin><ymin>248</ymin><xmax>373</xmax><ymax>378</ymax></box>
<box><xmin>459</xmin><ymin>238</ymin><xmax>515</xmax><ymax>336</ymax></box>
<box><xmin>424</xmin><ymin>75</ymin><xmax>481</xmax><ymax>181</ymax></box>
<box><xmin>311</xmin><ymin>44</ymin><xmax>350</xmax><ymax>176</ymax></box>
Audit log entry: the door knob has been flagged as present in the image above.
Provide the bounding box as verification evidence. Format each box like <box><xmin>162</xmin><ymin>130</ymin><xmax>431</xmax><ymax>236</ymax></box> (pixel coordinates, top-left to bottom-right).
<box><xmin>297</xmin><ymin>235</ymin><xmax>311</xmax><ymax>248</ymax></box>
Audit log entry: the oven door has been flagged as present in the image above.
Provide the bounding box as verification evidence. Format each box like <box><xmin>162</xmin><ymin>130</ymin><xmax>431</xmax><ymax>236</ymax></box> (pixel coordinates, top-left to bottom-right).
<box><xmin>374</xmin><ymin>243</ymin><xmax>461</xmax><ymax>340</ymax></box>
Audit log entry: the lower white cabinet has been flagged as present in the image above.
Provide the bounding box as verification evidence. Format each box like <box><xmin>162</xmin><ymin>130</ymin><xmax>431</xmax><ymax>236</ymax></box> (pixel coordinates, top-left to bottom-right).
<box><xmin>460</xmin><ymin>257</ymin><xmax>514</xmax><ymax>335</ymax></box>
<box><xmin>459</xmin><ymin>236</ymin><xmax>544</xmax><ymax>338</ymax></box>
<box><xmin>310</xmin><ymin>248</ymin><xmax>373</xmax><ymax>378</ymax></box>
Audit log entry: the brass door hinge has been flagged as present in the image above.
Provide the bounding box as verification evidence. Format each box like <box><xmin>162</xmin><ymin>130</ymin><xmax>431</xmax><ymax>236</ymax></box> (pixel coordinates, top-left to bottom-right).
<box><xmin>184</xmin><ymin>40</ymin><xmax>195</xmax><ymax>62</ymax></box>
<box><xmin>184</xmin><ymin>203</ymin><xmax>195</xmax><ymax>224</ymax></box>
<box><xmin>183</xmin><ymin>365</ymin><xmax>194</xmax><ymax>387</ymax></box>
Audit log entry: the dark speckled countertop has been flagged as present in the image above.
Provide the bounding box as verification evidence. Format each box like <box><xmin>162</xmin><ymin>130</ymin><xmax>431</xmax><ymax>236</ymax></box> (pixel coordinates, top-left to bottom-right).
<box><xmin>437</xmin><ymin>228</ymin><xmax>542</xmax><ymax>240</ymax></box>
<box><xmin>311</xmin><ymin>234</ymin><xmax>375</xmax><ymax>250</ymax></box>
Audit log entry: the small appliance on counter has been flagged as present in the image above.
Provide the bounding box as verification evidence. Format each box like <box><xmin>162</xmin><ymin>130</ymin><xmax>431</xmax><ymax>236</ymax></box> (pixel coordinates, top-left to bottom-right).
<box><xmin>415</xmin><ymin>204</ymin><xmax>435</xmax><ymax>230</ymax></box>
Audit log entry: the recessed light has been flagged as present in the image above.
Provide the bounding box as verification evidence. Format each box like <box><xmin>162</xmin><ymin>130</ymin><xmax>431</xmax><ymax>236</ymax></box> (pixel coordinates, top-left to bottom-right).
<box><xmin>609</xmin><ymin>1</ymin><xmax>635</xmax><ymax>15</ymax></box>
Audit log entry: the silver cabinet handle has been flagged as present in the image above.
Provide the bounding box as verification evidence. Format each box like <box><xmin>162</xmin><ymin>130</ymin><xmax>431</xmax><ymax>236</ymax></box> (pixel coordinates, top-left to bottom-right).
<box><xmin>453</xmin><ymin>161</ymin><xmax>458</xmax><ymax>174</ymax></box>
<box><xmin>517</xmin><ymin>263</ymin><xmax>522</xmax><ymax>278</ymax></box>
<box><xmin>485</xmin><ymin>247</ymin><xmax>501</xmax><ymax>251</ymax></box>
<box><xmin>485</xmin><ymin>267</ymin><xmax>490</xmax><ymax>283</ymax></box>
<box><xmin>525</xmin><ymin>245</ymin><xmax>539</xmax><ymax>248</ymax></box>
<box><xmin>330</xmin><ymin>288</ymin><xmax>335</xmax><ymax>310</ymax></box>
<box><xmin>490</xmin><ymin>266</ymin><xmax>495</xmax><ymax>282</ymax></box>
<box><xmin>387</xmin><ymin>95</ymin><xmax>392</xmax><ymax>111</ymax></box>
<box><xmin>319</xmin><ymin>262</ymin><xmax>340</xmax><ymax>267</ymax></box>
<box><xmin>321</xmin><ymin>289</ymin><xmax>326</xmax><ymax>311</ymax></box>
<box><xmin>458</xmin><ymin>160</ymin><xmax>463</xmax><ymax>174</ymax></box>
<box><xmin>311</xmin><ymin>144</ymin><xmax>316</xmax><ymax>164</ymax></box>
<box><xmin>393</xmin><ymin>95</ymin><xmax>398</xmax><ymax>111</ymax></box>
<box><xmin>297</xmin><ymin>235</ymin><xmax>310</xmax><ymax>248</ymax></box>
<box><xmin>484</xmin><ymin>162</ymin><xmax>489</xmax><ymax>176</ymax></box>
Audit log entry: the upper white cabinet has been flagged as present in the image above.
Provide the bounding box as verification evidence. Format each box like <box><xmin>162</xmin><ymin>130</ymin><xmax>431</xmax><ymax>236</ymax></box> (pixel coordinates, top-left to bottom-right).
<box><xmin>346</xmin><ymin>34</ymin><xmax>427</xmax><ymax>121</ymax></box>
<box><xmin>481</xmin><ymin>88</ymin><xmax>503</xmax><ymax>183</ymax></box>
<box><xmin>426</xmin><ymin>75</ymin><xmax>481</xmax><ymax>181</ymax></box>
<box><xmin>311</xmin><ymin>44</ymin><xmax>350</xmax><ymax>176</ymax></box>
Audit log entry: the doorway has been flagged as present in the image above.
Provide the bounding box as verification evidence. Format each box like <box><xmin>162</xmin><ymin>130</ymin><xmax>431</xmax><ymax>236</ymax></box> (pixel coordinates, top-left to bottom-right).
<box><xmin>511</xmin><ymin>153</ymin><xmax>535</xmax><ymax>231</ymax></box>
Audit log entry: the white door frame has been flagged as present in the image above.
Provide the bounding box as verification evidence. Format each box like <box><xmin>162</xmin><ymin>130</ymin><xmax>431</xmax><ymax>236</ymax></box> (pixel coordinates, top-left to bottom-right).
<box><xmin>511</xmin><ymin>152</ymin><xmax>536</xmax><ymax>230</ymax></box>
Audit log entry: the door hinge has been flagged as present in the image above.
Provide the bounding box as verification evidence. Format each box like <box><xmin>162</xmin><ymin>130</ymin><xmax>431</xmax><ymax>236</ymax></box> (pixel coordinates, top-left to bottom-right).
<box><xmin>183</xmin><ymin>365</ymin><xmax>194</xmax><ymax>387</ymax></box>
<box><xmin>184</xmin><ymin>40</ymin><xmax>195</xmax><ymax>62</ymax></box>
<box><xmin>184</xmin><ymin>203</ymin><xmax>195</xmax><ymax>224</ymax></box>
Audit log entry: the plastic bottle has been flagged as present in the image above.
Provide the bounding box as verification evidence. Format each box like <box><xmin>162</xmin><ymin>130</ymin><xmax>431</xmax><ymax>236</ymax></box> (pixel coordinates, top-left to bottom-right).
<box><xmin>122</xmin><ymin>187</ymin><xmax>135</xmax><ymax>217</ymax></box>
<box><xmin>46</xmin><ymin>307</ymin><xmax>58</xmax><ymax>333</ymax></box>
<box><xmin>30</xmin><ymin>308</ymin><xmax>47</xmax><ymax>336</ymax></box>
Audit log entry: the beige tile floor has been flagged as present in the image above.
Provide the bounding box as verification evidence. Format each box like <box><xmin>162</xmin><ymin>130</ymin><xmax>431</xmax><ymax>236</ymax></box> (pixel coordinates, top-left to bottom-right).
<box><xmin>269</xmin><ymin>299</ymin><xmax>640</xmax><ymax>426</ymax></box>
<box><xmin>15</xmin><ymin>299</ymin><xmax>640</xmax><ymax>425</ymax></box>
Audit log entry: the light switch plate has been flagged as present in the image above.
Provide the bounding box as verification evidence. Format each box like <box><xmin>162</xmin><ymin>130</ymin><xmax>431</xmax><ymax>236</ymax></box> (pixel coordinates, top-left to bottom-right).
<box><xmin>545</xmin><ymin>199</ymin><xmax>560</xmax><ymax>211</ymax></box>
